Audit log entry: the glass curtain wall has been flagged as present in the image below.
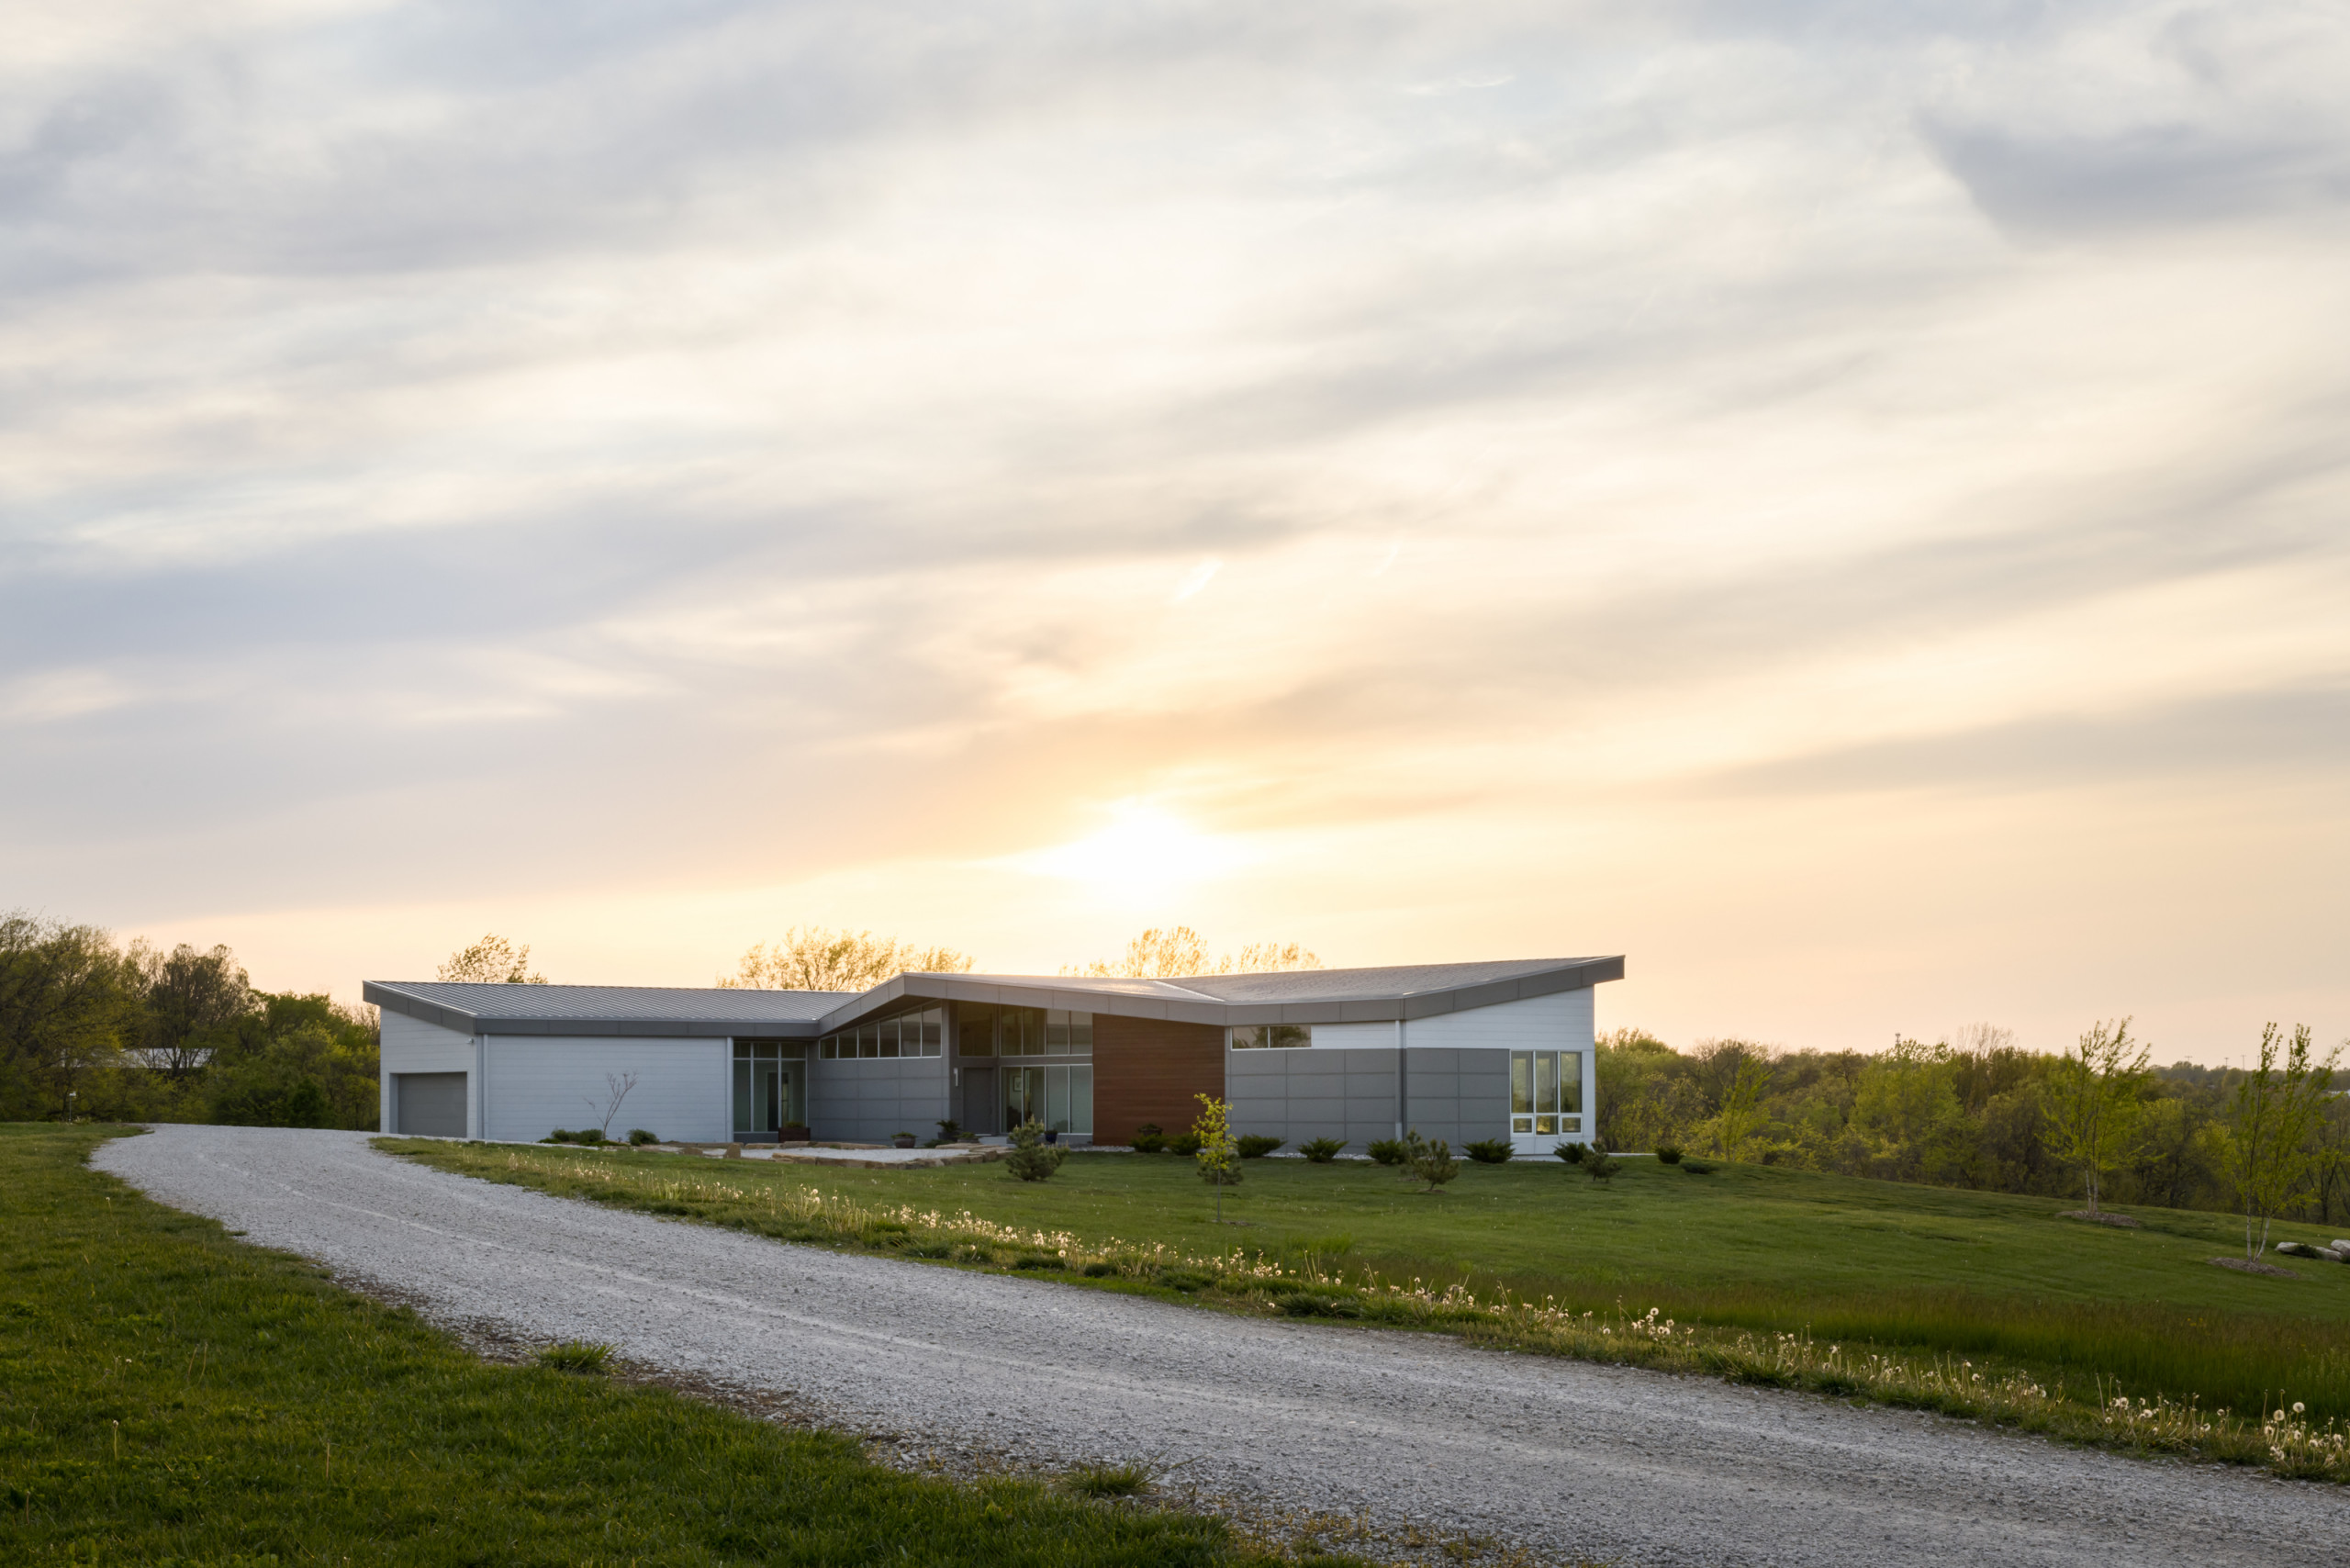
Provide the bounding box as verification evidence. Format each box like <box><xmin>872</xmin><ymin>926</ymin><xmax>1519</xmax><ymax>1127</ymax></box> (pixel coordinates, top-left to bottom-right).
<box><xmin>1509</xmin><ymin>1050</ymin><xmax>1583</xmax><ymax>1137</ymax></box>
<box><xmin>956</xmin><ymin>1004</ymin><xmax>1093</xmax><ymax>1135</ymax></box>
<box><xmin>815</xmin><ymin>1006</ymin><xmax>945</xmax><ymax>1058</ymax></box>
<box><xmin>733</xmin><ymin>1039</ymin><xmax>807</xmax><ymax>1139</ymax></box>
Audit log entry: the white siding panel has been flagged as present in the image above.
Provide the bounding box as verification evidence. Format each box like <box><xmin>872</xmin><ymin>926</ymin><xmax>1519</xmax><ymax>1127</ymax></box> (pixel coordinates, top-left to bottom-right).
<box><xmin>483</xmin><ymin>1036</ymin><xmax>728</xmax><ymax>1145</ymax></box>
<box><xmin>380</xmin><ymin>1013</ymin><xmax>474</xmax><ymax>1133</ymax></box>
<box><xmin>381</xmin><ymin>1012</ymin><xmax>474</xmax><ymax>1070</ymax></box>
<box><xmin>1305</xmin><ymin>1021</ymin><xmax>1397</xmax><ymax>1051</ymax></box>
<box><xmin>1404</xmin><ymin>988</ymin><xmax>1593</xmax><ymax>1052</ymax></box>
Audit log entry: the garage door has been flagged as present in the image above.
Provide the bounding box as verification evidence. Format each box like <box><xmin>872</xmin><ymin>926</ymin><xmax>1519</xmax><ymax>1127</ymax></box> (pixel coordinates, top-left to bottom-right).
<box><xmin>396</xmin><ymin>1072</ymin><xmax>468</xmax><ymax>1137</ymax></box>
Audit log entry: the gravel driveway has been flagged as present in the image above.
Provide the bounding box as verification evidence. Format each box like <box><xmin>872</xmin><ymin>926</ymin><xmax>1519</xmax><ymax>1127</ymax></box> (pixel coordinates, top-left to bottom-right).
<box><xmin>95</xmin><ymin>1125</ymin><xmax>2347</xmax><ymax>1567</ymax></box>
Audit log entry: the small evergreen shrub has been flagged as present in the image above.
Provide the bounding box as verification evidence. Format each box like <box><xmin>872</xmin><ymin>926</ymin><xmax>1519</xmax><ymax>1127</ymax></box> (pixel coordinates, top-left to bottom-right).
<box><xmin>1236</xmin><ymin>1136</ymin><xmax>1284</xmax><ymax>1159</ymax></box>
<box><xmin>1583</xmin><ymin>1146</ymin><xmax>1623</xmax><ymax>1182</ymax></box>
<box><xmin>1682</xmin><ymin>1159</ymin><xmax>1718</xmax><ymax>1175</ymax></box>
<box><xmin>1299</xmin><ymin>1137</ymin><xmax>1345</xmax><ymax>1163</ymax></box>
<box><xmin>1166</xmin><ymin>1133</ymin><xmax>1203</xmax><ymax>1157</ymax></box>
<box><xmin>1129</xmin><ymin>1123</ymin><xmax>1166</xmax><ymax>1153</ymax></box>
<box><xmin>1004</xmin><ymin>1118</ymin><xmax>1067</xmax><ymax>1182</ymax></box>
<box><xmin>540</xmin><ymin>1129</ymin><xmax>576</xmax><ymax>1144</ymax></box>
<box><xmin>1654</xmin><ymin>1144</ymin><xmax>1684</xmax><ymax>1165</ymax></box>
<box><xmin>1552</xmin><ymin>1141</ymin><xmax>1585</xmax><ymax>1164</ymax></box>
<box><xmin>1463</xmin><ymin>1138</ymin><xmax>1513</xmax><ymax>1164</ymax></box>
<box><xmin>1400</xmin><ymin>1129</ymin><xmax>1459</xmax><ymax>1192</ymax></box>
<box><xmin>1365</xmin><ymin>1137</ymin><xmax>1405</xmax><ymax>1166</ymax></box>
<box><xmin>575</xmin><ymin>1128</ymin><xmax>607</xmax><ymax>1145</ymax></box>
<box><xmin>627</xmin><ymin>1128</ymin><xmax>659</xmax><ymax>1146</ymax></box>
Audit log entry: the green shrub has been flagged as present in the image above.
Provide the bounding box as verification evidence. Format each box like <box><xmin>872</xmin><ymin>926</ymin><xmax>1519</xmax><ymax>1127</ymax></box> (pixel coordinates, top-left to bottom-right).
<box><xmin>627</xmin><ymin>1128</ymin><xmax>659</xmax><ymax>1146</ymax></box>
<box><xmin>1236</xmin><ymin>1136</ymin><xmax>1284</xmax><ymax>1159</ymax></box>
<box><xmin>1298</xmin><ymin>1137</ymin><xmax>1345</xmax><ymax>1163</ymax></box>
<box><xmin>1365</xmin><ymin>1137</ymin><xmax>1405</xmax><ymax>1166</ymax></box>
<box><xmin>1463</xmin><ymin>1138</ymin><xmax>1513</xmax><ymax>1164</ymax></box>
<box><xmin>1080</xmin><ymin>1260</ymin><xmax>1118</xmax><ymax>1277</ymax></box>
<box><xmin>1274</xmin><ymin>1292</ymin><xmax>1365</xmax><ymax>1319</ymax></box>
<box><xmin>1129</xmin><ymin>1122</ymin><xmax>1166</xmax><ymax>1153</ymax></box>
<box><xmin>1011</xmin><ymin>1252</ymin><xmax>1066</xmax><ymax>1271</ymax></box>
<box><xmin>575</xmin><ymin>1127</ymin><xmax>607</xmax><ymax>1145</ymax></box>
<box><xmin>1682</xmin><ymin>1159</ymin><xmax>1718</xmax><ymax>1175</ymax></box>
<box><xmin>535</xmin><ymin>1340</ymin><xmax>615</xmax><ymax>1373</ymax></box>
<box><xmin>540</xmin><ymin>1129</ymin><xmax>576</xmax><ymax>1144</ymax></box>
<box><xmin>1552</xmin><ymin>1141</ymin><xmax>1585</xmax><ymax>1164</ymax></box>
<box><xmin>1004</xmin><ymin>1118</ymin><xmax>1067</xmax><ymax>1182</ymax></box>
<box><xmin>1156</xmin><ymin>1267</ymin><xmax>1216</xmax><ymax>1293</ymax></box>
<box><xmin>1167</xmin><ymin>1132</ymin><xmax>1203</xmax><ymax>1157</ymax></box>
<box><xmin>1583</xmin><ymin>1145</ymin><xmax>1623</xmax><ymax>1182</ymax></box>
<box><xmin>1654</xmin><ymin>1144</ymin><xmax>1684</xmax><ymax>1165</ymax></box>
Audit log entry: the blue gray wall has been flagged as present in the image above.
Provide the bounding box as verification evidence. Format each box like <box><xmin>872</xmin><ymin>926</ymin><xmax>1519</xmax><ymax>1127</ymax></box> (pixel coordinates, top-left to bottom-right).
<box><xmin>809</xmin><ymin>1056</ymin><xmax>951</xmax><ymax>1144</ymax></box>
<box><xmin>1227</xmin><ymin>1045</ymin><xmax>1510</xmax><ymax>1152</ymax></box>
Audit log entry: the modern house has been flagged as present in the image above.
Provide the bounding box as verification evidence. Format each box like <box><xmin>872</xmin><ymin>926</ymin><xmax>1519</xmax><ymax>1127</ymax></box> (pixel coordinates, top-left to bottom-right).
<box><xmin>366</xmin><ymin>955</ymin><xmax>1620</xmax><ymax>1157</ymax></box>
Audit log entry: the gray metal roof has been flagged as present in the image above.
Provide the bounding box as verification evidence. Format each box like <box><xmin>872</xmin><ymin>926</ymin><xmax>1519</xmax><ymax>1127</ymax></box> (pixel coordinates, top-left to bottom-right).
<box><xmin>362</xmin><ymin>980</ymin><xmax>855</xmax><ymax>1038</ymax></box>
<box><xmin>366</xmin><ymin>956</ymin><xmax>1622</xmax><ymax>1038</ymax></box>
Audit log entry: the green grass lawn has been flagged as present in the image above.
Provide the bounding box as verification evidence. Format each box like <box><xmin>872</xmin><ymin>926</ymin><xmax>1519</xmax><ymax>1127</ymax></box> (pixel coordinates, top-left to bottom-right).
<box><xmin>396</xmin><ymin>1141</ymin><xmax>2350</xmax><ymax>1429</ymax></box>
<box><xmin>0</xmin><ymin>1125</ymin><xmax>1361</xmax><ymax>1567</ymax></box>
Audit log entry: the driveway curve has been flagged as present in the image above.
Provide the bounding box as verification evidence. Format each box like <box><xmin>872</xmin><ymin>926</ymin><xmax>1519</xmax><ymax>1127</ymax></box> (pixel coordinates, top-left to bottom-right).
<box><xmin>95</xmin><ymin>1125</ymin><xmax>2347</xmax><ymax>1567</ymax></box>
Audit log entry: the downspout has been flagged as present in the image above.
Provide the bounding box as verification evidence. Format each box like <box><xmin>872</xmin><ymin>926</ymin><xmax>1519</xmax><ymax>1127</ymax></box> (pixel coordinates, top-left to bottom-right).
<box><xmin>473</xmin><ymin>1032</ymin><xmax>487</xmax><ymax>1141</ymax></box>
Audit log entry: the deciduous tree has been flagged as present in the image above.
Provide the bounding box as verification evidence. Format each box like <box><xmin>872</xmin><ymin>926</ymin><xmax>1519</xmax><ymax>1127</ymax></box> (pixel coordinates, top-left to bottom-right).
<box><xmin>1066</xmin><ymin>927</ymin><xmax>1322</xmax><ymax>979</ymax></box>
<box><xmin>2227</xmin><ymin>1024</ymin><xmax>2344</xmax><ymax>1259</ymax></box>
<box><xmin>719</xmin><ymin>927</ymin><xmax>972</xmax><ymax>991</ymax></box>
<box><xmin>437</xmin><ymin>935</ymin><xmax>548</xmax><ymax>984</ymax></box>
<box><xmin>2041</xmin><ymin>1018</ymin><xmax>2151</xmax><ymax>1218</ymax></box>
<box><xmin>1191</xmin><ymin>1093</ymin><xmax>1241</xmax><ymax>1220</ymax></box>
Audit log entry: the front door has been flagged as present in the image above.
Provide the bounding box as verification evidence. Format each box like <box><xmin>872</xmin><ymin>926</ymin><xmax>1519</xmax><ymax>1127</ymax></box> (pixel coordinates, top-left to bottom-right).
<box><xmin>959</xmin><ymin>1064</ymin><xmax>998</xmax><ymax>1135</ymax></box>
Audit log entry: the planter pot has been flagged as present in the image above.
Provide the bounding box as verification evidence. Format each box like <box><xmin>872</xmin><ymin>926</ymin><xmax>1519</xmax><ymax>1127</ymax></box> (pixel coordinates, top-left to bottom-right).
<box><xmin>892</xmin><ymin>1137</ymin><xmax>917</xmax><ymax>1148</ymax></box>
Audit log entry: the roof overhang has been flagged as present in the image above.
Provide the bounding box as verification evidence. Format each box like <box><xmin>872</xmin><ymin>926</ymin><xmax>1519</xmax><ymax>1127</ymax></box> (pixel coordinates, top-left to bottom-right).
<box><xmin>365</xmin><ymin>956</ymin><xmax>1627</xmax><ymax>1040</ymax></box>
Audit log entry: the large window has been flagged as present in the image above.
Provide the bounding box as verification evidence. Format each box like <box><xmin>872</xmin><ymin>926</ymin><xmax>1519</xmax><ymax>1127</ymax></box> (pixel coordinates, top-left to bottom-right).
<box><xmin>733</xmin><ymin>1039</ymin><xmax>806</xmax><ymax>1137</ymax></box>
<box><xmin>1510</xmin><ymin>1050</ymin><xmax>1583</xmax><ymax>1136</ymax></box>
<box><xmin>816</xmin><ymin>1006</ymin><xmax>944</xmax><ymax>1059</ymax></box>
<box><xmin>1005</xmin><ymin>1064</ymin><xmax>1093</xmax><ymax>1136</ymax></box>
<box><xmin>954</xmin><ymin>1004</ymin><xmax>1091</xmax><ymax>1057</ymax></box>
<box><xmin>1230</xmin><ymin>1025</ymin><xmax>1310</xmax><ymax>1048</ymax></box>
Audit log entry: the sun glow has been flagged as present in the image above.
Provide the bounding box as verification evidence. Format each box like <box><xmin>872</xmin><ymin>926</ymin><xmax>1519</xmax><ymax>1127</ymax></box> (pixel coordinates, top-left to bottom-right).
<box><xmin>1013</xmin><ymin>805</ymin><xmax>1250</xmax><ymax>890</ymax></box>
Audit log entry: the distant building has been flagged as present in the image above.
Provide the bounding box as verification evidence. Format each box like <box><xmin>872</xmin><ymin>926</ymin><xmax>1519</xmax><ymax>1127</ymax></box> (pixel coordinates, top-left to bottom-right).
<box><xmin>364</xmin><ymin>956</ymin><xmax>1620</xmax><ymax>1155</ymax></box>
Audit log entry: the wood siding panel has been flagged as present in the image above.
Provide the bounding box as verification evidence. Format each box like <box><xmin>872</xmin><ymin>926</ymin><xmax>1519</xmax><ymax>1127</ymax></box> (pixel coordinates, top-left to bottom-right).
<box><xmin>1093</xmin><ymin>1014</ymin><xmax>1225</xmax><ymax>1145</ymax></box>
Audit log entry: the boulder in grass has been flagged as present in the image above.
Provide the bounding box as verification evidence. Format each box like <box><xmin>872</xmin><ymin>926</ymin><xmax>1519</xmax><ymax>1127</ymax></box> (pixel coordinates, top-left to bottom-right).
<box><xmin>2332</xmin><ymin>1240</ymin><xmax>2350</xmax><ymax>1258</ymax></box>
<box><xmin>2276</xmin><ymin>1241</ymin><xmax>2325</xmax><ymax>1259</ymax></box>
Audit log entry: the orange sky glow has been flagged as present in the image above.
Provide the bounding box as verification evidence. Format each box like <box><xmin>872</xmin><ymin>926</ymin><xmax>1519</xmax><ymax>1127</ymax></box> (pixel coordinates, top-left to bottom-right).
<box><xmin>6</xmin><ymin>3</ymin><xmax>2348</xmax><ymax>1065</ymax></box>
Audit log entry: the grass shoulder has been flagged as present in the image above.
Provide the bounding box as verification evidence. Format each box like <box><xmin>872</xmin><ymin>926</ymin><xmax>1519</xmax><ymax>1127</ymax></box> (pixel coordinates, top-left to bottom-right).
<box><xmin>0</xmin><ymin>1125</ymin><xmax>1366</xmax><ymax>1567</ymax></box>
<box><xmin>386</xmin><ymin>1137</ymin><xmax>2350</xmax><ymax>1484</ymax></box>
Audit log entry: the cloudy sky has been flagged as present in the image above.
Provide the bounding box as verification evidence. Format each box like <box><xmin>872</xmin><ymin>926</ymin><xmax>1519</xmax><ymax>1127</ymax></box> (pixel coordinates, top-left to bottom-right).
<box><xmin>6</xmin><ymin>1</ymin><xmax>2348</xmax><ymax>1062</ymax></box>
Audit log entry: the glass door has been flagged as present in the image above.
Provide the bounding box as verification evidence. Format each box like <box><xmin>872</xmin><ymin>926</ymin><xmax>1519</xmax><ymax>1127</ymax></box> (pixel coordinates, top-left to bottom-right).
<box><xmin>733</xmin><ymin>1040</ymin><xmax>804</xmax><ymax>1140</ymax></box>
<box><xmin>1004</xmin><ymin>1064</ymin><xmax>1093</xmax><ymax>1137</ymax></box>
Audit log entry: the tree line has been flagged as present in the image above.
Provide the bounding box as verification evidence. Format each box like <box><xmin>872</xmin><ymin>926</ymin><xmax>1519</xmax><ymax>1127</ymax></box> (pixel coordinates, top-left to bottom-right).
<box><xmin>1599</xmin><ymin>1020</ymin><xmax>2350</xmax><ymax>1240</ymax></box>
<box><xmin>1</xmin><ymin>913</ymin><xmax>380</xmax><ymax>1128</ymax></box>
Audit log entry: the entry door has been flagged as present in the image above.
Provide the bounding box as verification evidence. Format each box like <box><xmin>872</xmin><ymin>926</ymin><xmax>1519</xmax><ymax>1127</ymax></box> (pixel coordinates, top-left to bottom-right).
<box><xmin>960</xmin><ymin>1065</ymin><xmax>998</xmax><ymax>1135</ymax></box>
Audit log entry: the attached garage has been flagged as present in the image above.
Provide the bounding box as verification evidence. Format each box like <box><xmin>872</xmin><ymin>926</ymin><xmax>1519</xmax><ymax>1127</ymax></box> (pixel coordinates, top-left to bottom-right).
<box><xmin>393</xmin><ymin>1071</ymin><xmax>468</xmax><ymax>1137</ymax></box>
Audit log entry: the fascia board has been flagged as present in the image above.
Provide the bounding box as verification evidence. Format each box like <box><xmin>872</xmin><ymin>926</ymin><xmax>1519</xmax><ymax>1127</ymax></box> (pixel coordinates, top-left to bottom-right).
<box><xmin>364</xmin><ymin>983</ymin><xmax>479</xmax><ymax>1036</ymax></box>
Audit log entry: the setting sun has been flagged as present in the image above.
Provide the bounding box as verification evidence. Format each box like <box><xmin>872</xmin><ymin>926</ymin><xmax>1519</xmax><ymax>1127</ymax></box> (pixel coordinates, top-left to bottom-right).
<box><xmin>1012</xmin><ymin>805</ymin><xmax>1251</xmax><ymax>893</ymax></box>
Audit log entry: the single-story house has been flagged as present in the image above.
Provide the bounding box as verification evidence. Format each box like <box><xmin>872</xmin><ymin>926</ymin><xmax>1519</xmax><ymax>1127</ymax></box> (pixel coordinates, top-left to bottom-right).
<box><xmin>365</xmin><ymin>955</ymin><xmax>1621</xmax><ymax>1156</ymax></box>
